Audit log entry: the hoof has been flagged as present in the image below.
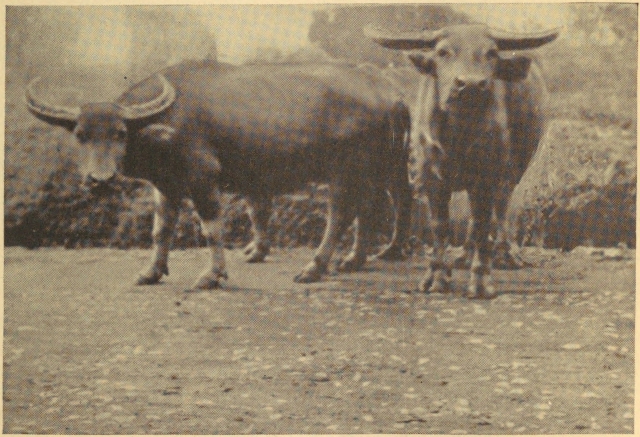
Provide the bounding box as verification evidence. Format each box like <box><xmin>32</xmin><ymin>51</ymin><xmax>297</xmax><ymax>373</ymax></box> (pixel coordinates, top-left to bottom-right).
<box><xmin>294</xmin><ymin>272</ymin><xmax>322</xmax><ymax>283</ymax></box>
<box><xmin>467</xmin><ymin>277</ymin><xmax>496</xmax><ymax>299</ymax></box>
<box><xmin>243</xmin><ymin>241</ymin><xmax>256</xmax><ymax>255</ymax></box>
<box><xmin>376</xmin><ymin>245</ymin><xmax>406</xmax><ymax>261</ymax></box>
<box><xmin>419</xmin><ymin>270</ymin><xmax>451</xmax><ymax>294</ymax></box>
<box><xmin>337</xmin><ymin>252</ymin><xmax>366</xmax><ymax>273</ymax></box>
<box><xmin>294</xmin><ymin>262</ymin><xmax>326</xmax><ymax>283</ymax></box>
<box><xmin>191</xmin><ymin>270</ymin><xmax>228</xmax><ymax>290</ymax></box>
<box><xmin>493</xmin><ymin>242</ymin><xmax>531</xmax><ymax>270</ymax></box>
<box><xmin>135</xmin><ymin>264</ymin><xmax>167</xmax><ymax>286</ymax></box>
<box><xmin>453</xmin><ymin>253</ymin><xmax>472</xmax><ymax>270</ymax></box>
<box><xmin>245</xmin><ymin>243</ymin><xmax>270</xmax><ymax>263</ymax></box>
<box><xmin>429</xmin><ymin>279</ymin><xmax>450</xmax><ymax>294</ymax></box>
<box><xmin>453</xmin><ymin>245</ymin><xmax>474</xmax><ymax>270</ymax></box>
<box><xmin>419</xmin><ymin>275</ymin><xmax>432</xmax><ymax>293</ymax></box>
<box><xmin>294</xmin><ymin>270</ymin><xmax>323</xmax><ymax>284</ymax></box>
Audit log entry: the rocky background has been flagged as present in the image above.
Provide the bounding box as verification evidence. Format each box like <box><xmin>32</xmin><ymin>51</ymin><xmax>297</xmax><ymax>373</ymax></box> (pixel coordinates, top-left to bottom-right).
<box><xmin>5</xmin><ymin>4</ymin><xmax>636</xmax><ymax>252</ymax></box>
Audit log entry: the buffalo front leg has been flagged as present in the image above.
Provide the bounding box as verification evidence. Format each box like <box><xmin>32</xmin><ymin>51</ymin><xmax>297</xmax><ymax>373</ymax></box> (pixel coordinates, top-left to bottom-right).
<box><xmin>467</xmin><ymin>186</ymin><xmax>496</xmax><ymax>299</ymax></box>
<box><xmin>453</xmin><ymin>217</ymin><xmax>475</xmax><ymax>269</ymax></box>
<box><xmin>136</xmin><ymin>188</ymin><xmax>179</xmax><ymax>286</ymax></box>
<box><xmin>338</xmin><ymin>190</ymin><xmax>373</xmax><ymax>272</ymax></box>
<box><xmin>419</xmin><ymin>187</ymin><xmax>452</xmax><ymax>293</ymax></box>
<box><xmin>191</xmin><ymin>187</ymin><xmax>228</xmax><ymax>290</ymax></box>
<box><xmin>493</xmin><ymin>180</ymin><xmax>530</xmax><ymax>269</ymax></box>
<box><xmin>295</xmin><ymin>183</ymin><xmax>349</xmax><ymax>283</ymax></box>
<box><xmin>337</xmin><ymin>218</ymin><xmax>367</xmax><ymax>272</ymax></box>
<box><xmin>243</xmin><ymin>196</ymin><xmax>272</xmax><ymax>263</ymax></box>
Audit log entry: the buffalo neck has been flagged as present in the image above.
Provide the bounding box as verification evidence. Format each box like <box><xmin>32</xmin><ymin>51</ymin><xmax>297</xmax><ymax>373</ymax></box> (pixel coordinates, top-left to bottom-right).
<box><xmin>440</xmin><ymin>93</ymin><xmax>495</xmax><ymax>150</ymax></box>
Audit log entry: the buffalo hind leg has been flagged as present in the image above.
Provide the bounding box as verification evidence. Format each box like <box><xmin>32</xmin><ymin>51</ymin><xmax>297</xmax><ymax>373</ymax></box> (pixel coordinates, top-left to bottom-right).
<box><xmin>377</xmin><ymin>182</ymin><xmax>411</xmax><ymax>261</ymax></box>
<box><xmin>295</xmin><ymin>182</ymin><xmax>349</xmax><ymax>283</ymax></box>
<box><xmin>419</xmin><ymin>187</ymin><xmax>452</xmax><ymax>293</ymax></box>
<box><xmin>136</xmin><ymin>188</ymin><xmax>179</xmax><ymax>286</ymax></box>
<box><xmin>378</xmin><ymin>113</ymin><xmax>412</xmax><ymax>262</ymax></box>
<box><xmin>191</xmin><ymin>187</ymin><xmax>228</xmax><ymax>290</ymax></box>
<box><xmin>493</xmin><ymin>180</ymin><xmax>530</xmax><ymax>269</ymax></box>
<box><xmin>467</xmin><ymin>186</ymin><xmax>496</xmax><ymax>299</ymax></box>
<box><xmin>243</xmin><ymin>196</ymin><xmax>272</xmax><ymax>263</ymax></box>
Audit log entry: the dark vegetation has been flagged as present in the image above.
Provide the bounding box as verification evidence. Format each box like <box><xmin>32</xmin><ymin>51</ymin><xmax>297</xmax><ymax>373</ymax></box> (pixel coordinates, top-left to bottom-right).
<box><xmin>4</xmin><ymin>4</ymin><xmax>637</xmax><ymax>251</ymax></box>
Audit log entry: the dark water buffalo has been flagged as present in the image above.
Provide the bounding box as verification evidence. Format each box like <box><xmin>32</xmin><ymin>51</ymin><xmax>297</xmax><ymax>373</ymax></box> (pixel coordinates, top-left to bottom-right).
<box><xmin>366</xmin><ymin>24</ymin><xmax>558</xmax><ymax>298</ymax></box>
<box><xmin>26</xmin><ymin>60</ymin><xmax>411</xmax><ymax>289</ymax></box>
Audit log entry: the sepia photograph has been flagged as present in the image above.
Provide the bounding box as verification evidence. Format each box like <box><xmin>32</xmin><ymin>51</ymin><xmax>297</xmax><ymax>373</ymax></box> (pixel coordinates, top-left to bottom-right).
<box><xmin>4</xmin><ymin>3</ymin><xmax>636</xmax><ymax>434</ymax></box>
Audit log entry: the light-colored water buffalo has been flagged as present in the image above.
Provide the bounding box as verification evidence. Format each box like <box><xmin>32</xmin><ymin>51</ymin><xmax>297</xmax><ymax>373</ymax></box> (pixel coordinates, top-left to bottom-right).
<box><xmin>366</xmin><ymin>24</ymin><xmax>559</xmax><ymax>297</ymax></box>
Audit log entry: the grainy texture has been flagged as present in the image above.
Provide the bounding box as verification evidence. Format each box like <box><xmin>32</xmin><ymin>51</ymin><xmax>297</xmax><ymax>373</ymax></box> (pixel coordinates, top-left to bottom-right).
<box><xmin>4</xmin><ymin>247</ymin><xmax>634</xmax><ymax>434</ymax></box>
<box><xmin>5</xmin><ymin>5</ymin><xmax>637</xmax><ymax>251</ymax></box>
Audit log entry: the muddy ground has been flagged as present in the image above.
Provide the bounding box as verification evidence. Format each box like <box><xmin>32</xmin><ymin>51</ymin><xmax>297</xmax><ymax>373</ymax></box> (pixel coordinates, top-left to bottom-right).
<box><xmin>3</xmin><ymin>246</ymin><xmax>635</xmax><ymax>434</ymax></box>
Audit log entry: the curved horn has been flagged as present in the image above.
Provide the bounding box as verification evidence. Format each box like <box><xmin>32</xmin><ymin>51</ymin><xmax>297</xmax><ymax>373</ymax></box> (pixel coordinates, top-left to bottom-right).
<box><xmin>118</xmin><ymin>75</ymin><xmax>176</xmax><ymax>120</ymax></box>
<box><xmin>488</xmin><ymin>26</ymin><xmax>561</xmax><ymax>51</ymax></box>
<box><xmin>25</xmin><ymin>77</ymin><xmax>81</xmax><ymax>124</ymax></box>
<box><xmin>364</xmin><ymin>24</ymin><xmax>442</xmax><ymax>50</ymax></box>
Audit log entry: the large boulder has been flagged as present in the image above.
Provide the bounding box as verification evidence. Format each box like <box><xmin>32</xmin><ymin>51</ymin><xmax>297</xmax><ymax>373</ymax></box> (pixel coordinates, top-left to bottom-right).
<box><xmin>512</xmin><ymin>120</ymin><xmax>636</xmax><ymax>250</ymax></box>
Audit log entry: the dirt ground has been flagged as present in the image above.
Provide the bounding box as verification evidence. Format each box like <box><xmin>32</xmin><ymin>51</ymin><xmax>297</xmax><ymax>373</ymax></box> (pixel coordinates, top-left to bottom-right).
<box><xmin>3</xmin><ymin>246</ymin><xmax>635</xmax><ymax>434</ymax></box>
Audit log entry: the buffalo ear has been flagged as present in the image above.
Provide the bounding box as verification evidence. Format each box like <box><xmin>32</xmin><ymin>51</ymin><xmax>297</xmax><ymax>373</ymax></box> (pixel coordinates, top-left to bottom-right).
<box><xmin>408</xmin><ymin>52</ymin><xmax>437</xmax><ymax>76</ymax></box>
<box><xmin>494</xmin><ymin>55</ymin><xmax>532</xmax><ymax>82</ymax></box>
<box><xmin>138</xmin><ymin>123</ymin><xmax>176</xmax><ymax>144</ymax></box>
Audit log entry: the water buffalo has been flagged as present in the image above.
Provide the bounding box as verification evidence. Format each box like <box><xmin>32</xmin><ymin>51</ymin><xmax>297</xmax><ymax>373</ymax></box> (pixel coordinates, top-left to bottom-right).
<box><xmin>241</xmin><ymin>61</ymin><xmax>411</xmax><ymax>265</ymax></box>
<box><xmin>366</xmin><ymin>24</ymin><xmax>558</xmax><ymax>298</ymax></box>
<box><xmin>25</xmin><ymin>60</ymin><xmax>411</xmax><ymax>289</ymax></box>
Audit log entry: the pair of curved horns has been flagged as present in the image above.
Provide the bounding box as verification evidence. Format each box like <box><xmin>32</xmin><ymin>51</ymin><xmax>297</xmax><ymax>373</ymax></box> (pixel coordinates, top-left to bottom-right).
<box><xmin>364</xmin><ymin>24</ymin><xmax>561</xmax><ymax>51</ymax></box>
<box><xmin>25</xmin><ymin>74</ymin><xmax>176</xmax><ymax>123</ymax></box>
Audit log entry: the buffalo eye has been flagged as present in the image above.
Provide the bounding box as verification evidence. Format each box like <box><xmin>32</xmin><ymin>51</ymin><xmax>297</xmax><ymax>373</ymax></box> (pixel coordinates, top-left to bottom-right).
<box><xmin>437</xmin><ymin>47</ymin><xmax>452</xmax><ymax>59</ymax></box>
<box><xmin>74</xmin><ymin>128</ymin><xmax>89</xmax><ymax>144</ymax></box>
<box><xmin>485</xmin><ymin>48</ymin><xmax>499</xmax><ymax>60</ymax></box>
<box><xmin>111</xmin><ymin>128</ymin><xmax>127</xmax><ymax>142</ymax></box>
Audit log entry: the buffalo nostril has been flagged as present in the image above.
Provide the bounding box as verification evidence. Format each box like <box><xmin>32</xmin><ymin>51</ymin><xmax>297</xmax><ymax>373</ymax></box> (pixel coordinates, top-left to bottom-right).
<box><xmin>85</xmin><ymin>173</ymin><xmax>116</xmax><ymax>185</ymax></box>
<box><xmin>86</xmin><ymin>176</ymin><xmax>118</xmax><ymax>197</ymax></box>
<box><xmin>85</xmin><ymin>175</ymin><xmax>98</xmax><ymax>186</ymax></box>
<box><xmin>478</xmin><ymin>79</ymin><xmax>489</xmax><ymax>90</ymax></box>
<box><xmin>454</xmin><ymin>77</ymin><xmax>466</xmax><ymax>90</ymax></box>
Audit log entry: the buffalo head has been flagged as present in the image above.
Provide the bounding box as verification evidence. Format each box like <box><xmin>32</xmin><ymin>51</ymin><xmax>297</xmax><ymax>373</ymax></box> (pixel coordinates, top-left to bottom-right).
<box><xmin>365</xmin><ymin>24</ymin><xmax>559</xmax><ymax>112</ymax></box>
<box><xmin>25</xmin><ymin>75</ymin><xmax>176</xmax><ymax>183</ymax></box>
